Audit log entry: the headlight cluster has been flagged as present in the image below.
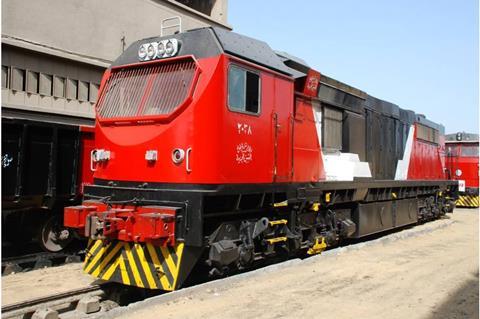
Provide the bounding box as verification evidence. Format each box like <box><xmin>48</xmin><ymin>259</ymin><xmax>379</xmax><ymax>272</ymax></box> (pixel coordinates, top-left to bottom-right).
<box><xmin>138</xmin><ymin>39</ymin><xmax>179</xmax><ymax>61</ymax></box>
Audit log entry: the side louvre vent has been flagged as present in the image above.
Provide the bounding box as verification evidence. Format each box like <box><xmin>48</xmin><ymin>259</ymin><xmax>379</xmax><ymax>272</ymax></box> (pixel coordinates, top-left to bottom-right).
<box><xmin>97</xmin><ymin>58</ymin><xmax>197</xmax><ymax>120</ymax></box>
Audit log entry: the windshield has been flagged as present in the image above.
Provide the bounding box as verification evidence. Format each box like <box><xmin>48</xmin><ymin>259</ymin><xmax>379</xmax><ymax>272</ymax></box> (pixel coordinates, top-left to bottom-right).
<box><xmin>461</xmin><ymin>145</ymin><xmax>479</xmax><ymax>157</ymax></box>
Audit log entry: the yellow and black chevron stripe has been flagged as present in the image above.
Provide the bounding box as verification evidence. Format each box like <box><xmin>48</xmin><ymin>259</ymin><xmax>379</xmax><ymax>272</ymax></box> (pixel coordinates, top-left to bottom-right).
<box><xmin>83</xmin><ymin>239</ymin><xmax>185</xmax><ymax>290</ymax></box>
<box><xmin>456</xmin><ymin>195</ymin><xmax>479</xmax><ymax>208</ymax></box>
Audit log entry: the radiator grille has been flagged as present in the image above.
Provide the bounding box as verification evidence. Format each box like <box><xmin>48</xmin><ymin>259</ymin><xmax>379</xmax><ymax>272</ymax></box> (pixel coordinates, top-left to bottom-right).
<box><xmin>97</xmin><ymin>59</ymin><xmax>197</xmax><ymax>120</ymax></box>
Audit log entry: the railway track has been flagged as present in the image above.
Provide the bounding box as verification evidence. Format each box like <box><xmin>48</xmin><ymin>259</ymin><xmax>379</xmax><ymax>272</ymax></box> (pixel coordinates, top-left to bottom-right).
<box><xmin>2</xmin><ymin>251</ymin><xmax>84</xmax><ymax>276</ymax></box>
<box><xmin>1</xmin><ymin>284</ymin><xmax>108</xmax><ymax>319</ymax></box>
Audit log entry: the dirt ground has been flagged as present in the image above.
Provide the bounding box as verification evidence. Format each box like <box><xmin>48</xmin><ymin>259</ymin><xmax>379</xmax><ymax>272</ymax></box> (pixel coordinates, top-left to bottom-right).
<box><xmin>2</xmin><ymin>209</ymin><xmax>478</xmax><ymax>319</ymax></box>
<box><xmin>119</xmin><ymin>208</ymin><xmax>479</xmax><ymax>319</ymax></box>
<box><xmin>1</xmin><ymin>262</ymin><xmax>94</xmax><ymax>305</ymax></box>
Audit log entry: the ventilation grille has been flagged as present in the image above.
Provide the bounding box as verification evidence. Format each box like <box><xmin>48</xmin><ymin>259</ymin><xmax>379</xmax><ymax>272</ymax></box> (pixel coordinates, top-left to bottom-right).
<box><xmin>97</xmin><ymin>59</ymin><xmax>197</xmax><ymax>120</ymax></box>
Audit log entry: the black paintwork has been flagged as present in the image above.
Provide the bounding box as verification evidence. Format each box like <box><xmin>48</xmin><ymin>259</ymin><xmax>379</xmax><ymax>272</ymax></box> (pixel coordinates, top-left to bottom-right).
<box><xmin>2</xmin><ymin>118</ymin><xmax>82</xmax><ymax>211</ymax></box>
<box><xmin>112</xmin><ymin>27</ymin><xmax>299</xmax><ymax>77</ymax></box>
<box><xmin>85</xmin><ymin>178</ymin><xmax>457</xmax><ymax>247</ymax></box>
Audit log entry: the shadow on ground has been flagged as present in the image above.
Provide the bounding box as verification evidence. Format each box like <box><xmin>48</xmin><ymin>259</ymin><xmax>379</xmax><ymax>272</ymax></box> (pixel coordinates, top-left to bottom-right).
<box><xmin>429</xmin><ymin>271</ymin><xmax>479</xmax><ymax>319</ymax></box>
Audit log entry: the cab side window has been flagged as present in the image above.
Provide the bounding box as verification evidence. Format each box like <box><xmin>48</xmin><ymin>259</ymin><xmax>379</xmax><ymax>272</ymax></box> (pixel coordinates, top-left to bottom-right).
<box><xmin>228</xmin><ymin>65</ymin><xmax>260</xmax><ymax>114</ymax></box>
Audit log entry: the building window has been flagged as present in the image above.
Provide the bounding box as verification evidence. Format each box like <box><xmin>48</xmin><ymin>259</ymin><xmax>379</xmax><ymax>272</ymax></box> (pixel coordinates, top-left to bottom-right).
<box><xmin>228</xmin><ymin>64</ymin><xmax>260</xmax><ymax>114</ymax></box>
<box><xmin>78</xmin><ymin>81</ymin><xmax>89</xmax><ymax>101</ymax></box>
<box><xmin>1</xmin><ymin>66</ymin><xmax>9</xmax><ymax>89</ymax></box>
<box><xmin>89</xmin><ymin>83</ymin><xmax>99</xmax><ymax>103</ymax></box>
<box><xmin>26</xmin><ymin>71</ymin><xmax>39</xmax><ymax>94</ymax></box>
<box><xmin>66</xmin><ymin>78</ymin><xmax>78</xmax><ymax>100</ymax></box>
<box><xmin>322</xmin><ymin>105</ymin><xmax>343</xmax><ymax>150</ymax></box>
<box><xmin>39</xmin><ymin>73</ymin><xmax>53</xmax><ymax>96</ymax></box>
<box><xmin>11</xmin><ymin>67</ymin><xmax>26</xmax><ymax>92</ymax></box>
<box><xmin>53</xmin><ymin>76</ymin><xmax>65</xmax><ymax>98</ymax></box>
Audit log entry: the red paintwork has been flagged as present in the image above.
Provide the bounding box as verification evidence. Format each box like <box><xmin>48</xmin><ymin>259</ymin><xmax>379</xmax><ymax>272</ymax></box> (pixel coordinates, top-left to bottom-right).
<box><xmin>64</xmin><ymin>204</ymin><xmax>98</xmax><ymax>229</ymax></box>
<box><xmin>302</xmin><ymin>69</ymin><xmax>321</xmax><ymax>97</ymax></box>
<box><xmin>89</xmin><ymin>54</ymin><xmax>449</xmax><ymax>187</ymax></box>
<box><xmin>292</xmin><ymin>95</ymin><xmax>325</xmax><ymax>182</ymax></box>
<box><xmin>445</xmin><ymin>142</ymin><xmax>479</xmax><ymax>189</ymax></box>
<box><xmin>78</xmin><ymin>126</ymin><xmax>95</xmax><ymax>194</ymax></box>
<box><xmin>407</xmin><ymin>124</ymin><xmax>446</xmax><ymax>180</ymax></box>
<box><xmin>92</xmin><ymin>54</ymin><xmax>303</xmax><ymax>184</ymax></box>
<box><xmin>64</xmin><ymin>202</ymin><xmax>177</xmax><ymax>246</ymax></box>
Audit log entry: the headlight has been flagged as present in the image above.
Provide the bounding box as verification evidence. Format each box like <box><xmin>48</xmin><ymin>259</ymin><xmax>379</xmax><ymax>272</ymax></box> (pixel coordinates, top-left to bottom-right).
<box><xmin>172</xmin><ymin>148</ymin><xmax>185</xmax><ymax>164</ymax></box>
<box><xmin>138</xmin><ymin>39</ymin><xmax>178</xmax><ymax>61</ymax></box>
<box><xmin>165</xmin><ymin>41</ymin><xmax>174</xmax><ymax>55</ymax></box>
<box><xmin>157</xmin><ymin>42</ymin><xmax>165</xmax><ymax>57</ymax></box>
<box><xmin>455</xmin><ymin>169</ymin><xmax>462</xmax><ymax>177</ymax></box>
<box><xmin>138</xmin><ymin>45</ymin><xmax>147</xmax><ymax>60</ymax></box>
<box><xmin>147</xmin><ymin>44</ymin><xmax>156</xmax><ymax>59</ymax></box>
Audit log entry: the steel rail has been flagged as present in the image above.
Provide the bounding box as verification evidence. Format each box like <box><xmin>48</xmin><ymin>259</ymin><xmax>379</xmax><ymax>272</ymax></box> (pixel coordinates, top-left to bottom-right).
<box><xmin>2</xmin><ymin>284</ymin><xmax>107</xmax><ymax>318</ymax></box>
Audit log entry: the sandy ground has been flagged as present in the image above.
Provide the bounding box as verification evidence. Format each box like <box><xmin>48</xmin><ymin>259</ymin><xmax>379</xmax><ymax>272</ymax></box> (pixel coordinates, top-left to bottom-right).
<box><xmin>2</xmin><ymin>209</ymin><xmax>478</xmax><ymax>319</ymax></box>
<box><xmin>1</xmin><ymin>263</ymin><xmax>95</xmax><ymax>306</ymax></box>
<box><xmin>118</xmin><ymin>208</ymin><xmax>479</xmax><ymax>319</ymax></box>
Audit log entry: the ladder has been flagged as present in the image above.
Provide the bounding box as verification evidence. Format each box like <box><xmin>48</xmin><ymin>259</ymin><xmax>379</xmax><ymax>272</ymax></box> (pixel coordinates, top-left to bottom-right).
<box><xmin>161</xmin><ymin>16</ymin><xmax>182</xmax><ymax>36</ymax></box>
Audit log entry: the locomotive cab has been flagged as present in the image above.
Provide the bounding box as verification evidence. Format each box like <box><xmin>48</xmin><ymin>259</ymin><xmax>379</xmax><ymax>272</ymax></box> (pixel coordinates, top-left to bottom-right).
<box><xmin>91</xmin><ymin>28</ymin><xmax>299</xmax><ymax>185</ymax></box>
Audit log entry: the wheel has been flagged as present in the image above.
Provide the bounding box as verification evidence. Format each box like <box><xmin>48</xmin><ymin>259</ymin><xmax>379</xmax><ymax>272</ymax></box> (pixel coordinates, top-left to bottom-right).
<box><xmin>38</xmin><ymin>215</ymin><xmax>73</xmax><ymax>252</ymax></box>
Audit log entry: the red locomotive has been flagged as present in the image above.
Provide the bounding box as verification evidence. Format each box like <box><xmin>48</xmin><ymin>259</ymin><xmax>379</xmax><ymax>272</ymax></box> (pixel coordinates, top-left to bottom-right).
<box><xmin>445</xmin><ymin>132</ymin><xmax>479</xmax><ymax>207</ymax></box>
<box><xmin>64</xmin><ymin>27</ymin><xmax>457</xmax><ymax>291</ymax></box>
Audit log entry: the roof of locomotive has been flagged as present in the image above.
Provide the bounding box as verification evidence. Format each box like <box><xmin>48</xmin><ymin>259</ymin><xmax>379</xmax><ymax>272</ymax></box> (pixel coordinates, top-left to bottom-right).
<box><xmin>112</xmin><ymin>27</ymin><xmax>304</xmax><ymax>77</ymax></box>
<box><xmin>445</xmin><ymin>133</ymin><xmax>479</xmax><ymax>143</ymax></box>
<box><xmin>113</xmin><ymin>27</ymin><xmax>444</xmax><ymax>132</ymax></box>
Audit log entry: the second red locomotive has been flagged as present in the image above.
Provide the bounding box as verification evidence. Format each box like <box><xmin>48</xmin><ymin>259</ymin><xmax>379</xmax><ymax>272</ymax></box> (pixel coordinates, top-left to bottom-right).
<box><xmin>65</xmin><ymin>27</ymin><xmax>457</xmax><ymax>291</ymax></box>
<box><xmin>445</xmin><ymin>132</ymin><xmax>479</xmax><ymax>207</ymax></box>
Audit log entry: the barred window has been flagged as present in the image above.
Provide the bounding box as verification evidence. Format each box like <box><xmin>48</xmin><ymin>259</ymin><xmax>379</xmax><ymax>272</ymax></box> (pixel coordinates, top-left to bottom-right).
<box><xmin>416</xmin><ymin>124</ymin><xmax>439</xmax><ymax>144</ymax></box>
<box><xmin>97</xmin><ymin>58</ymin><xmax>198</xmax><ymax>119</ymax></box>
<box><xmin>322</xmin><ymin>105</ymin><xmax>343</xmax><ymax>150</ymax></box>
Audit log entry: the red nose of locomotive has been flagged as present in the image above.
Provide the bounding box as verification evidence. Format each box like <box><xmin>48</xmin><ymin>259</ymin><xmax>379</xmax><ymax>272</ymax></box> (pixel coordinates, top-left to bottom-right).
<box><xmin>91</xmin><ymin>54</ymin><xmax>203</xmax><ymax>184</ymax></box>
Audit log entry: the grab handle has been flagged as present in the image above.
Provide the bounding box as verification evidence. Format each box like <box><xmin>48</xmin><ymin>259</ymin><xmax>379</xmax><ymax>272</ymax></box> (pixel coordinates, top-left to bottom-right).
<box><xmin>90</xmin><ymin>150</ymin><xmax>97</xmax><ymax>172</ymax></box>
<box><xmin>186</xmin><ymin>148</ymin><xmax>192</xmax><ymax>173</ymax></box>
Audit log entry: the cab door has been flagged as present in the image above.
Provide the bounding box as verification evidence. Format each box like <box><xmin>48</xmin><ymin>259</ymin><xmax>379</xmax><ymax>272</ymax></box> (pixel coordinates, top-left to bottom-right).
<box><xmin>272</xmin><ymin>77</ymin><xmax>294</xmax><ymax>182</ymax></box>
<box><xmin>221</xmin><ymin>62</ymin><xmax>274</xmax><ymax>183</ymax></box>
